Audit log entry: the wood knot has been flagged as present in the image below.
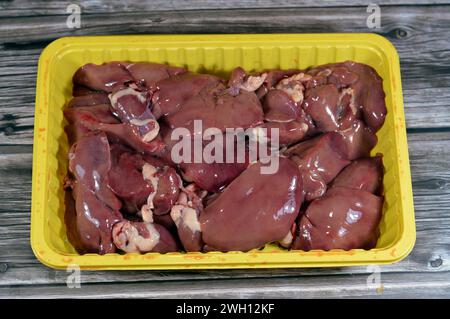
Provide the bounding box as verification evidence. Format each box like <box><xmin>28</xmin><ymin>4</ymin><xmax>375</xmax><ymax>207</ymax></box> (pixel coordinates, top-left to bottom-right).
<box><xmin>1</xmin><ymin>114</ymin><xmax>17</xmax><ymax>135</ymax></box>
<box><xmin>395</xmin><ymin>28</ymin><xmax>408</xmax><ymax>39</ymax></box>
<box><xmin>4</xmin><ymin>126</ymin><xmax>15</xmax><ymax>135</ymax></box>
<box><xmin>436</xmin><ymin>179</ymin><xmax>447</xmax><ymax>189</ymax></box>
<box><xmin>151</xmin><ymin>17</ymin><xmax>164</xmax><ymax>23</ymax></box>
<box><xmin>430</xmin><ymin>256</ymin><xmax>443</xmax><ymax>268</ymax></box>
<box><xmin>0</xmin><ymin>263</ymin><xmax>8</xmax><ymax>273</ymax></box>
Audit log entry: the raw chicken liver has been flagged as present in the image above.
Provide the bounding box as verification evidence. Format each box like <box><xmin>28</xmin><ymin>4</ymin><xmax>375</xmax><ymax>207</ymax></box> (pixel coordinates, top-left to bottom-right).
<box><xmin>292</xmin><ymin>187</ymin><xmax>382</xmax><ymax>251</ymax></box>
<box><xmin>200</xmin><ymin>158</ymin><xmax>303</xmax><ymax>251</ymax></box>
<box><xmin>64</xmin><ymin>60</ymin><xmax>387</xmax><ymax>254</ymax></box>
<box><xmin>285</xmin><ymin>132</ymin><xmax>350</xmax><ymax>201</ymax></box>
<box><xmin>66</xmin><ymin>132</ymin><xmax>123</xmax><ymax>254</ymax></box>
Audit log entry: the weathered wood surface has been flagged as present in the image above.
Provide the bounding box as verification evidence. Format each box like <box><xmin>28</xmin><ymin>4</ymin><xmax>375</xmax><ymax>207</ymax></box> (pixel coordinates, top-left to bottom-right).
<box><xmin>2</xmin><ymin>272</ymin><xmax>450</xmax><ymax>299</ymax></box>
<box><xmin>0</xmin><ymin>0</ymin><xmax>449</xmax><ymax>298</ymax></box>
<box><xmin>1</xmin><ymin>0</ymin><xmax>449</xmax><ymax>17</ymax></box>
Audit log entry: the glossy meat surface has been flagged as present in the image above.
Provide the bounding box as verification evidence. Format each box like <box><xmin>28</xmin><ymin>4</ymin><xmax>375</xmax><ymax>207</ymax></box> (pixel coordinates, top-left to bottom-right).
<box><xmin>112</xmin><ymin>220</ymin><xmax>180</xmax><ymax>253</ymax></box>
<box><xmin>171</xmin><ymin>184</ymin><xmax>207</xmax><ymax>252</ymax></box>
<box><xmin>331</xmin><ymin>156</ymin><xmax>383</xmax><ymax>195</ymax></box>
<box><xmin>108</xmin><ymin>144</ymin><xmax>181</xmax><ymax>215</ymax></box>
<box><xmin>125</xmin><ymin>62</ymin><xmax>186</xmax><ymax>89</ymax></box>
<box><xmin>200</xmin><ymin>158</ymin><xmax>303</xmax><ymax>251</ymax></box>
<box><xmin>73</xmin><ymin>62</ymin><xmax>133</xmax><ymax>92</ymax></box>
<box><xmin>152</xmin><ymin>73</ymin><xmax>223</xmax><ymax>118</ymax></box>
<box><xmin>107</xmin><ymin>145</ymin><xmax>152</xmax><ymax>213</ymax></box>
<box><xmin>165</xmin><ymin>85</ymin><xmax>264</xmax><ymax>135</ymax></box>
<box><xmin>338</xmin><ymin>120</ymin><xmax>378</xmax><ymax>160</ymax></box>
<box><xmin>285</xmin><ymin>132</ymin><xmax>350</xmax><ymax>201</ymax></box>
<box><xmin>66</xmin><ymin>133</ymin><xmax>123</xmax><ymax>254</ymax></box>
<box><xmin>305</xmin><ymin>61</ymin><xmax>387</xmax><ymax>131</ymax></box>
<box><xmin>292</xmin><ymin>187</ymin><xmax>382</xmax><ymax>251</ymax></box>
<box><xmin>68</xmin><ymin>93</ymin><xmax>110</xmax><ymax>108</ymax></box>
<box><xmin>64</xmin><ymin>61</ymin><xmax>387</xmax><ymax>254</ymax></box>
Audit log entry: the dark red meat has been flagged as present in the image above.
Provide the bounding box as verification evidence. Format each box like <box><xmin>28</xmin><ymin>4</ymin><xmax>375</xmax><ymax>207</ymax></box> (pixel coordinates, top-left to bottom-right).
<box><xmin>292</xmin><ymin>187</ymin><xmax>382</xmax><ymax>251</ymax></box>
<box><xmin>200</xmin><ymin>158</ymin><xmax>303</xmax><ymax>251</ymax></box>
<box><xmin>285</xmin><ymin>132</ymin><xmax>350</xmax><ymax>201</ymax></box>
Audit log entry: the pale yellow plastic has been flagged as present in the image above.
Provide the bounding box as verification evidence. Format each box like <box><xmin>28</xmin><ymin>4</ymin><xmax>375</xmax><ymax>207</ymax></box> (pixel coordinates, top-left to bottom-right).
<box><xmin>31</xmin><ymin>34</ymin><xmax>415</xmax><ymax>269</ymax></box>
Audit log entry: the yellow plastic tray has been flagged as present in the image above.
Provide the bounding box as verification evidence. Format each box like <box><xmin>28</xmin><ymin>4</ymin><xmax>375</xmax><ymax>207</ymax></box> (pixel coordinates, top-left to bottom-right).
<box><xmin>31</xmin><ymin>34</ymin><xmax>415</xmax><ymax>269</ymax></box>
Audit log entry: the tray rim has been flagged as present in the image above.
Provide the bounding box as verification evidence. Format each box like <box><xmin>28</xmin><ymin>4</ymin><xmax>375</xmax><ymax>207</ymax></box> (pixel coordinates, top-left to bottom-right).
<box><xmin>31</xmin><ymin>33</ymin><xmax>416</xmax><ymax>270</ymax></box>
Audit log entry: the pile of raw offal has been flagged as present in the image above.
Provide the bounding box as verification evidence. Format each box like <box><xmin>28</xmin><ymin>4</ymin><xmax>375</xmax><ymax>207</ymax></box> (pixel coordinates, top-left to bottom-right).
<box><xmin>63</xmin><ymin>60</ymin><xmax>386</xmax><ymax>254</ymax></box>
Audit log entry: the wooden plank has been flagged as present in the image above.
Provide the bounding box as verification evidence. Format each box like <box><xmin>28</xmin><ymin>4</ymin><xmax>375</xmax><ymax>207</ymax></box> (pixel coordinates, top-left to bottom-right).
<box><xmin>0</xmin><ymin>46</ymin><xmax>38</xmax><ymax>144</ymax></box>
<box><xmin>0</xmin><ymin>132</ymin><xmax>448</xmax><ymax>288</ymax></box>
<box><xmin>1</xmin><ymin>0</ymin><xmax>450</xmax><ymax>18</ymax></box>
<box><xmin>2</xmin><ymin>5</ymin><xmax>450</xmax><ymax>44</ymax></box>
<box><xmin>1</xmin><ymin>272</ymin><xmax>449</xmax><ymax>298</ymax></box>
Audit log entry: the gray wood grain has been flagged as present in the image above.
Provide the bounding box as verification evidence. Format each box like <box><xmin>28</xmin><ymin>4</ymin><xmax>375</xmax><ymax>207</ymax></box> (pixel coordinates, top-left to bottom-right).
<box><xmin>1</xmin><ymin>4</ymin><xmax>450</xmax><ymax>43</ymax></box>
<box><xmin>2</xmin><ymin>272</ymin><xmax>449</xmax><ymax>298</ymax></box>
<box><xmin>1</xmin><ymin>0</ymin><xmax>450</xmax><ymax>18</ymax></box>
